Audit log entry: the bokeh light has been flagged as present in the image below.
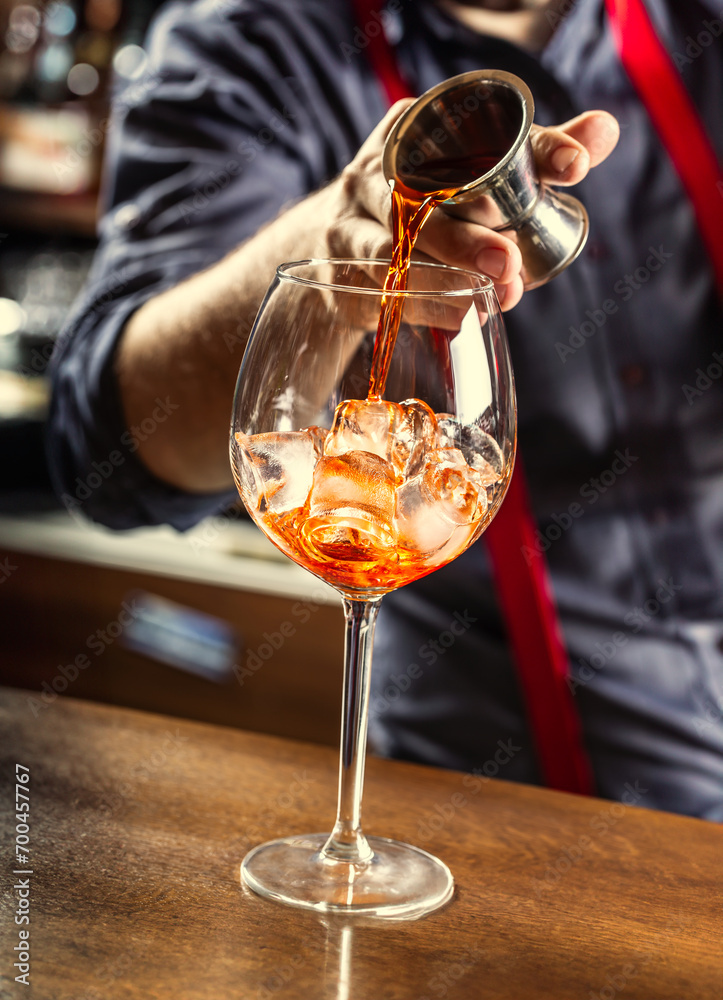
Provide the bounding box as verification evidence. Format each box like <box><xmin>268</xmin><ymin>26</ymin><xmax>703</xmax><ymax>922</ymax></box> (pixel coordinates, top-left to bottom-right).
<box><xmin>0</xmin><ymin>299</ymin><xmax>27</xmax><ymax>338</ymax></box>
<box><xmin>45</xmin><ymin>2</ymin><xmax>78</xmax><ymax>38</ymax></box>
<box><xmin>112</xmin><ymin>43</ymin><xmax>147</xmax><ymax>80</ymax></box>
<box><xmin>67</xmin><ymin>62</ymin><xmax>99</xmax><ymax>96</ymax></box>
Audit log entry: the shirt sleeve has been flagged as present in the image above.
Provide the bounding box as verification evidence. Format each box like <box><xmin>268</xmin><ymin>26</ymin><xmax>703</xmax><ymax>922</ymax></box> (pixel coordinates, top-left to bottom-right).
<box><xmin>47</xmin><ymin>0</ymin><xmax>378</xmax><ymax>530</ymax></box>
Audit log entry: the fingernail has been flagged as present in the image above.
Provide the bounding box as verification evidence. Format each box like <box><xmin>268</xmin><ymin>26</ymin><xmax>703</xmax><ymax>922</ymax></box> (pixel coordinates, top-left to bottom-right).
<box><xmin>476</xmin><ymin>248</ymin><xmax>507</xmax><ymax>279</ymax></box>
<box><xmin>551</xmin><ymin>146</ymin><xmax>580</xmax><ymax>174</ymax></box>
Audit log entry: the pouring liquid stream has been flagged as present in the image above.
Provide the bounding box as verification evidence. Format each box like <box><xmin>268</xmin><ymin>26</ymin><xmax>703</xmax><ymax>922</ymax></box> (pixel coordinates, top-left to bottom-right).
<box><xmin>368</xmin><ymin>183</ymin><xmax>440</xmax><ymax>399</ymax></box>
<box><xmin>368</xmin><ymin>152</ymin><xmax>501</xmax><ymax>399</ymax></box>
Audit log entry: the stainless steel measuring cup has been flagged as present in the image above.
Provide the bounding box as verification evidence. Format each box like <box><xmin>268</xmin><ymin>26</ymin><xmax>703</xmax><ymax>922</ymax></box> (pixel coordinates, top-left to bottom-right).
<box><xmin>381</xmin><ymin>70</ymin><xmax>589</xmax><ymax>290</ymax></box>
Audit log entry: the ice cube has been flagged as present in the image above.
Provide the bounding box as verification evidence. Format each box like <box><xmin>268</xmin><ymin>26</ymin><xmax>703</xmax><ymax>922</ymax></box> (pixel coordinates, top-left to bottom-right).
<box><xmin>303</xmin><ymin>425</ymin><xmax>329</xmax><ymax>456</ymax></box>
<box><xmin>436</xmin><ymin>417</ymin><xmax>504</xmax><ymax>482</ymax></box>
<box><xmin>394</xmin><ymin>448</ymin><xmax>486</xmax><ymax>553</ymax></box>
<box><xmin>469</xmin><ymin>454</ymin><xmax>500</xmax><ymax>488</ymax></box>
<box><xmin>422</xmin><ymin>448</ymin><xmax>484</xmax><ymax>525</ymax></box>
<box><xmin>308</xmin><ymin>452</ymin><xmax>396</xmax><ymax>517</ymax></box>
<box><xmin>391</xmin><ymin>398</ymin><xmax>438</xmax><ymax>479</ymax></box>
<box><xmin>233</xmin><ymin>430</ymin><xmax>318</xmax><ymax>514</ymax></box>
<box><xmin>394</xmin><ymin>474</ymin><xmax>456</xmax><ymax>553</ymax></box>
<box><xmin>394</xmin><ymin>448</ymin><xmax>487</xmax><ymax>561</ymax></box>
<box><xmin>435</xmin><ymin>414</ymin><xmax>458</xmax><ymax>448</ymax></box>
<box><xmin>428</xmin><ymin>520</ymin><xmax>483</xmax><ymax>568</ymax></box>
<box><xmin>302</xmin><ymin>451</ymin><xmax>397</xmax><ymax>561</ymax></box>
<box><xmin>324</xmin><ymin>398</ymin><xmax>402</xmax><ymax>462</ymax></box>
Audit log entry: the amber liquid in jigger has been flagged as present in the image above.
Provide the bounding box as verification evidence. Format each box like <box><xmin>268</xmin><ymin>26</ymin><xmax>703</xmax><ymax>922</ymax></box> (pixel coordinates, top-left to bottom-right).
<box><xmin>235</xmin><ymin>174</ymin><xmax>505</xmax><ymax>595</ymax></box>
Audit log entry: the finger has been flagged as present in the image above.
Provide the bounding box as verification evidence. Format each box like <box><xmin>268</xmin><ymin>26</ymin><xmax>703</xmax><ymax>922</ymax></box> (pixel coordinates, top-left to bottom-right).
<box><xmin>324</xmin><ymin>213</ymin><xmax>393</xmax><ymax>262</ymax></box>
<box><xmin>354</xmin><ymin>98</ymin><xmax>417</xmax><ymax>212</ymax></box>
<box><xmin>497</xmin><ymin>272</ymin><xmax>524</xmax><ymax>312</ymax></box>
<box><xmin>532</xmin><ymin>111</ymin><xmax>620</xmax><ymax>185</ymax></box>
<box><xmin>558</xmin><ymin>111</ymin><xmax>621</xmax><ymax>168</ymax></box>
<box><xmin>341</xmin><ymin>99</ymin><xmax>417</xmax><ymax>228</ymax></box>
<box><xmin>339</xmin><ymin>149</ymin><xmax>394</xmax><ymax>231</ymax></box>
<box><xmin>415</xmin><ymin>214</ymin><xmax>524</xmax><ymax>312</ymax></box>
<box><xmin>346</xmin><ymin>215</ymin><xmax>393</xmax><ymax>261</ymax></box>
<box><xmin>416</xmin><ymin>209</ymin><xmax>523</xmax><ymax>284</ymax></box>
<box><xmin>369</xmin><ymin>98</ymin><xmax>417</xmax><ymax>147</ymax></box>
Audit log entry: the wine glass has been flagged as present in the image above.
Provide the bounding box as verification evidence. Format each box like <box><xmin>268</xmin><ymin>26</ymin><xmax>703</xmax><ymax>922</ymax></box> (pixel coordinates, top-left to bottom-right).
<box><xmin>230</xmin><ymin>259</ymin><xmax>516</xmax><ymax>919</ymax></box>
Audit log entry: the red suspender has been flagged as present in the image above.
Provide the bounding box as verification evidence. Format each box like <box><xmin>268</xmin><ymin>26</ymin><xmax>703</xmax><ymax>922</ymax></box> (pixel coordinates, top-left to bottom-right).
<box><xmin>352</xmin><ymin>0</ymin><xmax>413</xmax><ymax>103</ymax></box>
<box><xmin>484</xmin><ymin>469</ymin><xmax>595</xmax><ymax>793</ymax></box>
<box><xmin>352</xmin><ymin>0</ymin><xmax>595</xmax><ymax>794</ymax></box>
<box><xmin>605</xmin><ymin>0</ymin><xmax>723</xmax><ymax>295</ymax></box>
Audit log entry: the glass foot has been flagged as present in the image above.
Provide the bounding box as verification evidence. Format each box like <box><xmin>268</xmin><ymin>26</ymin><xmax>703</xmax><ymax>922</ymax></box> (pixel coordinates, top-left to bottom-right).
<box><xmin>241</xmin><ymin>834</ymin><xmax>454</xmax><ymax>919</ymax></box>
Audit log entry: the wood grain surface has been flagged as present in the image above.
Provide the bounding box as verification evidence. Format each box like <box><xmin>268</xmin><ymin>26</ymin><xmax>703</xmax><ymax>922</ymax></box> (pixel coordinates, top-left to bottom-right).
<box><xmin>1</xmin><ymin>688</ymin><xmax>721</xmax><ymax>1000</ymax></box>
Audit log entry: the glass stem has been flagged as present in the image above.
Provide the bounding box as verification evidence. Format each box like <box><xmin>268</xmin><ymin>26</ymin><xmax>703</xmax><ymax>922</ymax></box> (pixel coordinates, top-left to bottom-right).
<box><xmin>321</xmin><ymin>597</ymin><xmax>382</xmax><ymax>865</ymax></box>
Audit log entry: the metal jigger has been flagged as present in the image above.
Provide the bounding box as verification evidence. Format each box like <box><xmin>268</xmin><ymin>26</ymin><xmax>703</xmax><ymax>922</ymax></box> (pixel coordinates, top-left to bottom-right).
<box><xmin>382</xmin><ymin>70</ymin><xmax>589</xmax><ymax>290</ymax></box>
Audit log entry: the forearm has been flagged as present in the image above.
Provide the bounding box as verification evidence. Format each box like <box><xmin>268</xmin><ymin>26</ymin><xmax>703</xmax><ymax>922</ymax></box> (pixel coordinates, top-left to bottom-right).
<box><xmin>115</xmin><ymin>182</ymin><xmax>338</xmax><ymax>494</ymax></box>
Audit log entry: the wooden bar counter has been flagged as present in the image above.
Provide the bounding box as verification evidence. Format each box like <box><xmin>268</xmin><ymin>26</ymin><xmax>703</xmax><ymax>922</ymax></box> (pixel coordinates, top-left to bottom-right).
<box><xmin>1</xmin><ymin>686</ymin><xmax>721</xmax><ymax>999</ymax></box>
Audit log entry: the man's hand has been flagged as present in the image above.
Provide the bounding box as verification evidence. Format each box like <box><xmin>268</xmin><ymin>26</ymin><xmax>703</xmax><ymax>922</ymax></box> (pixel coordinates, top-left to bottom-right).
<box><xmin>117</xmin><ymin>101</ymin><xmax>619</xmax><ymax>493</ymax></box>
<box><xmin>322</xmin><ymin>101</ymin><xmax>620</xmax><ymax>311</ymax></box>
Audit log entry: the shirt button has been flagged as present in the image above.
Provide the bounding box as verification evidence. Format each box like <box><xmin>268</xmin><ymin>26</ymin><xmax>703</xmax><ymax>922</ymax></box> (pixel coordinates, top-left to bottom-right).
<box><xmin>113</xmin><ymin>204</ymin><xmax>141</xmax><ymax>231</ymax></box>
<box><xmin>619</xmin><ymin>364</ymin><xmax>646</xmax><ymax>388</ymax></box>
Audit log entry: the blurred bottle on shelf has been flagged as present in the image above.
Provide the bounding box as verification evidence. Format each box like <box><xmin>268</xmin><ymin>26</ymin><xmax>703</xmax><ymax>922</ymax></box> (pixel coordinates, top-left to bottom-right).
<box><xmin>0</xmin><ymin>0</ymin><xmax>162</xmax><ymax>467</ymax></box>
<box><xmin>0</xmin><ymin>0</ymin><xmax>160</xmax><ymax>199</ymax></box>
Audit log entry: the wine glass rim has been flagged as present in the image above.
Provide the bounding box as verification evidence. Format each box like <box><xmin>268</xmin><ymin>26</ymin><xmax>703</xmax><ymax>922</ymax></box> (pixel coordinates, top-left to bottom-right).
<box><xmin>275</xmin><ymin>258</ymin><xmax>496</xmax><ymax>297</ymax></box>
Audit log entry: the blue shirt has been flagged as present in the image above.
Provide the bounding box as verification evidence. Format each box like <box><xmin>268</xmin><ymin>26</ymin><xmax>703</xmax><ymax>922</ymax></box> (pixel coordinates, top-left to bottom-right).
<box><xmin>49</xmin><ymin>0</ymin><xmax>723</xmax><ymax>818</ymax></box>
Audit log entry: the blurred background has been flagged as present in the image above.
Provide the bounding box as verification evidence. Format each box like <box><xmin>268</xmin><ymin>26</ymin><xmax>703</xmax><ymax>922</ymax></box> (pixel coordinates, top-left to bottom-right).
<box><xmin>0</xmin><ymin>0</ymin><xmax>343</xmax><ymax>741</ymax></box>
